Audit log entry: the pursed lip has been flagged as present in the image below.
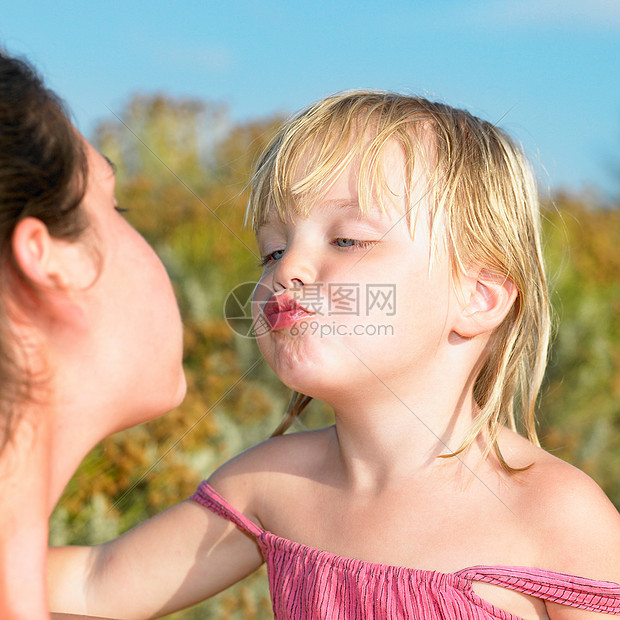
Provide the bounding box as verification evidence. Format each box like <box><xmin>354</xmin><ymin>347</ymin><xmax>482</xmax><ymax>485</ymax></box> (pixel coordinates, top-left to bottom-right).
<box><xmin>262</xmin><ymin>293</ymin><xmax>314</xmax><ymax>330</ymax></box>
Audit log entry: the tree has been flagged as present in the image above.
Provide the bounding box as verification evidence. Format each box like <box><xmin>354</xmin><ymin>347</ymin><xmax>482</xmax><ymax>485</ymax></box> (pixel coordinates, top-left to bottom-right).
<box><xmin>539</xmin><ymin>195</ymin><xmax>620</xmax><ymax>509</ymax></box>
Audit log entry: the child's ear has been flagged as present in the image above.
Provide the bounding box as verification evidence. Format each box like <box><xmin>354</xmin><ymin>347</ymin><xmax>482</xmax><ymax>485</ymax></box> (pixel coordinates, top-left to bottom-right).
<box><xmin>453</xmin><ymin>268</ymin><xmax>518</xmax><ymax>338</ymax></box>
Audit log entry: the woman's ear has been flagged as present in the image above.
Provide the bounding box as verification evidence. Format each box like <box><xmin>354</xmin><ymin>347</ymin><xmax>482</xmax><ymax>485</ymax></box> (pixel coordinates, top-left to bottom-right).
<box><xmin>453</xmin><ymin>268</ymin><xmax>518</xmax><ymax>338</ymax></box>
<box><xmin>11</xmin><ymin>217</ymin><xmax>65</xmax><ymax>290</ymax></box>
<box><xmin>10</xmin><ymin>218</ymin><xmax>93</xmax><ymax>329</ymax></box>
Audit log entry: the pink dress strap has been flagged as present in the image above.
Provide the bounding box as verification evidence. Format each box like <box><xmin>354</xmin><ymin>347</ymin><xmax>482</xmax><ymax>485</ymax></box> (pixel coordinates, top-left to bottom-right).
<box><xmin>190</xmin><ymin>481</ymin><xmax>620</xmax><ymax>618</ymax></box>
<box><xmin>457</xmin><ymin>566</ymin><xmax>620</xmax><ymax>614</ymax></box>
<box><xmin>190</xmin><ymin>480</ymin><xmax>264</xmax><ymax>538</ymax></box>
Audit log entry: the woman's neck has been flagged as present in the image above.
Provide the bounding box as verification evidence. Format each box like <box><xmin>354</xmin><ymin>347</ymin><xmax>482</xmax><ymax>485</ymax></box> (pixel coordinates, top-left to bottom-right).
<box><xmin>0</xmin><ymin>415</ymin><xmax>53</xmax><ymax>619</ymax></box>
<box><xmin>0</xmin><ymin>514</ymin><xmax>50</xmax><ymax>619</ymax></box>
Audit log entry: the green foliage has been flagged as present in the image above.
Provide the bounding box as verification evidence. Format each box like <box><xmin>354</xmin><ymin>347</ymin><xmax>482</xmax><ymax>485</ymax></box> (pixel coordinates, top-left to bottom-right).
<box><xmin>539</xmin><ymin>196</ymin><xmax>620</xmax><ymax>509</ymax></box>
<box><xmin>50</xmin><ymin>94</ymin><xmax>620</xmax><ymax>618</ymax></box>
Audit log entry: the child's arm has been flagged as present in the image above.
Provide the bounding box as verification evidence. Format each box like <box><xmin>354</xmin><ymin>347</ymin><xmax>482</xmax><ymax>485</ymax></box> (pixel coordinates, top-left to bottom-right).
<box><xmin>48</xmin><ymin>491</ymin><xmax>264</xmax><ymax>618</ymax></box>
<box><xmin>49</xmin><ymin>432</ymin><xmax>319</xmax><ymax>618</ymax></box>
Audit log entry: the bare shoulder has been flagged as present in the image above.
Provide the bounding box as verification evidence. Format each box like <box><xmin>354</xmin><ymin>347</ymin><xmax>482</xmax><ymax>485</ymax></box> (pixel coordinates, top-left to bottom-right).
<box><xmin>206</xmin><ymin>426</ymin><xmax>336</xmax><ymax>517</ymax></box>
<box><xmin>503</xmin><ymin>431</ymin><xmax>620</xmax><ymax>582</ymax></box>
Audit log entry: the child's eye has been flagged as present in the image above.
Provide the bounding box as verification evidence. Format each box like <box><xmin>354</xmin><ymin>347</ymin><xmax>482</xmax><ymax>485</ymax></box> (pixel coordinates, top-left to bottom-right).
<box><xmin>115</xmin><ymin>206</ymin><xmax>130</xmax><ymax>214</ymax></box>
<box><xmin>259</xmin><ymin>249</ymin><xmax>285</xmax><ymax>267</ymax></box>
<box><xmin>334</xmin><ymin>238</ymin><xmax>376</xmax><ymax>250</ymax></box>
<box><xmin>336</xmin><ymin>238</ymin><xmax>356</xmax><ymax>247</ymax></box>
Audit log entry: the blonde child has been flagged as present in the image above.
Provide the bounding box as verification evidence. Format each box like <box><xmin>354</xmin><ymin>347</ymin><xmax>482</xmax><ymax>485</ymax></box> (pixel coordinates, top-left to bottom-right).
<box><xmin>49</xmin><ymin>91</ymin><xmax>620</xmax><ymax>619</ymax></box>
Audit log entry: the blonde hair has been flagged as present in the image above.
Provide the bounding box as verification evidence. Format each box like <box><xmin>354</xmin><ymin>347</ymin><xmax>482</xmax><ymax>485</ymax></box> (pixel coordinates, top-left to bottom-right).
<box><xmin>247</xmin><ymin>90</ymin><xmax>550</xmax><ymax>471</ymax></box>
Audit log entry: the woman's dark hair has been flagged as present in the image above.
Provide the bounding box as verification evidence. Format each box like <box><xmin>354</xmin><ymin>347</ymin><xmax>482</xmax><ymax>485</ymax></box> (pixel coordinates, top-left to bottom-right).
<box><xmin>0</xmin><ymin>49</ymin><xmax>88</xmax><ymax>450</ymax></box>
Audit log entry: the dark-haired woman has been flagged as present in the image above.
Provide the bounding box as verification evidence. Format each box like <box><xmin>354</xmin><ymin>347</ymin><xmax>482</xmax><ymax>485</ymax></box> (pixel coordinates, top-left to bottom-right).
<box><xmin>0</xmin><ymin>50</ymin><xmax>186</xmax><ymax>619</ymax></box>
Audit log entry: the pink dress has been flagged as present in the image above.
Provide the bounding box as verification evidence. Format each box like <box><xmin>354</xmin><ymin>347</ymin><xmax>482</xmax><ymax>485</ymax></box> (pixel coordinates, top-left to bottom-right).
<box><xmin>191</xmin><ymin>481</ymin><xmax>620</xmax><ymax>619</ymax></box>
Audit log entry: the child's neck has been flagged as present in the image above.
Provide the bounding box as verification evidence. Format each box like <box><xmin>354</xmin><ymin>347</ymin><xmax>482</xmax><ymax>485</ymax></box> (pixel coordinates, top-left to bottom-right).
<box><xmin>328</xmin><ymin>363</ymin><xmax>481</xmax><ymax>486</ymax></box>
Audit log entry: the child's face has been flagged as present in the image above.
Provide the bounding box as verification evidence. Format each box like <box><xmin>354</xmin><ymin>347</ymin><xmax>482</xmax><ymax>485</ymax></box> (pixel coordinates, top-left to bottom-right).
<box><xmin>253</xmin><ymin>140</ymin><xmax>460</xmax><ymax>404</ymax></box>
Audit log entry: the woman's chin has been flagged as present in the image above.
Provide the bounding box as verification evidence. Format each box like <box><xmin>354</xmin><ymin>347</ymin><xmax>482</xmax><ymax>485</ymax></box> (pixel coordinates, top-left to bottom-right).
<box><xmin>122</xmin><ymin>369</ymin><xmax>187</xmax><ymax>431</ymax></box>
<box><xmin>148</xmin><ymin>367</ymin><xmax>188</xmax><ymax>415</ymax></box>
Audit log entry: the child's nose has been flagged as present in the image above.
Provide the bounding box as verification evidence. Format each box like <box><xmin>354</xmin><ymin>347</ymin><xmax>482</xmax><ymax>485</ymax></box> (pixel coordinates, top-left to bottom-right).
<box><xmin>272</xmin><ymin>247</ymin><xmax>317</xmax><ymax>292</ymax></box>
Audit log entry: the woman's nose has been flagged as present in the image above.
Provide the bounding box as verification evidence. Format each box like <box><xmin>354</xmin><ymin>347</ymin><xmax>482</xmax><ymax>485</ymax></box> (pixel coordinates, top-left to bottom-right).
<box><xmin>272</xmin><ymin>247</ymin><xmax>316</xmax><ymax>292</ymax></box>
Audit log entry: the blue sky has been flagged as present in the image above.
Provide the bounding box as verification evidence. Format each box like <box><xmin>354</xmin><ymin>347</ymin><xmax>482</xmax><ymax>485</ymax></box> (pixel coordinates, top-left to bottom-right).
<box><xmin>2</xmin><ymin>0</ymin><xmax>619</xmax><ymax>197</ymax></box>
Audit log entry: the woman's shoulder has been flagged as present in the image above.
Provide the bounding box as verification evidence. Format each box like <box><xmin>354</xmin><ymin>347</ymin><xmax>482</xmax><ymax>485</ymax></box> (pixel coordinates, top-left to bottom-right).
<box><xmin>502</xmin><ymin>430</ymin><xmax>620</xmax><ymax>583</ymax></box>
